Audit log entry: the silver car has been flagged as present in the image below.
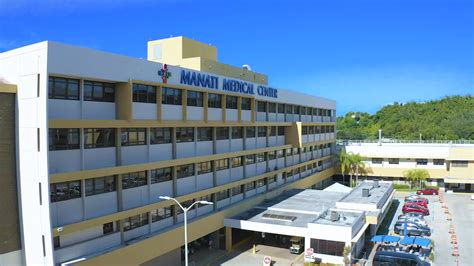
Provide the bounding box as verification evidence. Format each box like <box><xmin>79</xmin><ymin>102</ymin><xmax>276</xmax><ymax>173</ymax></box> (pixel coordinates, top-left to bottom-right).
<box><xmin>398</xmin><ymin>216</ymin><xmax>427</xmax><ymax>227</ymax></box>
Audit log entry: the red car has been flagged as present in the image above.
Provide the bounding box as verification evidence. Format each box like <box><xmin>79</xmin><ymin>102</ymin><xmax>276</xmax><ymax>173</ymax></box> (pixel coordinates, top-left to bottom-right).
<box><xmin>402</xmin><ymin>204</ymin><xmax>430</xmax><ymax>215</ymax></box>
<box><xmin>404</xmin><ymin>198</ymin><xmax>428</xmax><ymax>207</ymax></box>
<box><xmin>416</xmin><ymin>188</ymin><xmax>439</xmax><ymax>195</ymax></box>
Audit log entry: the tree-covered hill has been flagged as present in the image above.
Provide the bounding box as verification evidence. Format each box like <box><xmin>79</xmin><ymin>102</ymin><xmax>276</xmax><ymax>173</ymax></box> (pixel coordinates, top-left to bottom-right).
<box><xmin>337</xmin><ymin>95</ymin><xmax>474</xmax><ymax>140</ymax></box>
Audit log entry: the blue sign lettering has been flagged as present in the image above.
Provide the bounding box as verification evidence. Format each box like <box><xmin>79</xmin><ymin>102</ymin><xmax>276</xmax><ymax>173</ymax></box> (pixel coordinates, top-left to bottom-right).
<box><xmin>180</xmin><ymin>70</ymin><xmax>218</xmax><ymax>89</ymax></box>
<box><xmin>180</xmin><ymin>70</ymin><xmax>277</xmax><ymax>98</ymax></box>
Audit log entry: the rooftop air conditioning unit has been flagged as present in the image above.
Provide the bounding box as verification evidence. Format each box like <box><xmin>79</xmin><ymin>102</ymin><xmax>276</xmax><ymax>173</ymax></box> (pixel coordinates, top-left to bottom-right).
<box><xmin>373</xmin><ymin>179</ymin><xmax>380</xmax><ymax>188</ymax></box>
<box><xmin>329</xmin><ymin>211</ymin><xmax>340</xmax><ymax>222</ymax></box>
<box><xmin>362</xmin><ymin>188</ymin><xmax>370</xmax><ymax>197</ymax></box>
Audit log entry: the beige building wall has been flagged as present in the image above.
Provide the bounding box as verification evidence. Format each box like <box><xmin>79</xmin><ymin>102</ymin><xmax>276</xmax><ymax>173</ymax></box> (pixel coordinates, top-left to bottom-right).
<box><xmin>147</xmin><ymin>36</ymin><xmax>268</xmax><ymax>84</ymax></box>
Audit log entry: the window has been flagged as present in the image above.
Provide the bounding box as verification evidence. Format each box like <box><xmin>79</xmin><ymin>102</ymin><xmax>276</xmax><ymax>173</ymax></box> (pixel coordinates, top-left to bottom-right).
<box><xmin>216</xmin><ymin>190</ymin><xmax>229</xmax><ymax>201</ymax></box>
<box><xmin>246</xmin><ymin>181</ymin><xmax>256</xmax><ymax>191</ymax></box>
<box><xmin>452</xmin><ymin>160</ymin><xmax>468</xmax><ymax>167</ymax></box>
<box><xmin>176</xmin><ymin>127</ymin><xmax>194</xmax><ymax>143</ymax></box>
<box><xmin>177</xmin><ymin>164</ymin><xmax>194</xmax><ymax>178</ymax></box>
<box><xmin>257</xmin><ymin>153</ymin><xmax>266</xmax><ymax>163</ymax></box>
<box><xmin>187</xmin><ymin>90</ymin><xmax>203</xmax><ymax>107</ymax></box>
<box><xmin>49</xmin><ymin>129</ymin><xmax>80</xmax><ymax>150</ymax></box>
<box><xmin>257</xmin><ymin>101</ymin><xmax>267</xmax><ymax>112</ymax></box>
<box><xmin>151</xmin><ymin>207</ymin><xmax>172</xmax><ymax>222</ymax></box>
<box><xmin>294</xmin><ymin>106</ymin><xmax>300</xmax><ymax>115</ymax></box>
<box><xmin>372</xmin><ymin>158</ymin><xmax>383</xmax><ymax>164</ymax></box>
<box><xmin>257</xmin><ymin>126</ymin><xmax>267</xmax><ymax>137</ymax></box>
<box><xmin>176</xmin><ymin>200</ymin><xmax>194</xmax><ymax>215</ymax></box>
<box><xmin>232</xmin><ymin>157</ymin><xmax>243</xmax><ymax>167</ymax></box>
<box><xmin>103</xmin><ymin>222</ymin><xmax>114</xmax><ymax>235</ymax></box>
<box><xmin>232</xmin><ymin>127</ymin><xmax>243</xmax><ymax>139</ymax></box>
<box><xmin>84</xmin><ymin>80</ymin><xmax>115</xmax><ymax>102</ymax></box>
<box><xmin>208</xmin><ymin>93</ymin><xmax>222</xmax><ymax>108</ymax></box>
<box><xmin>416</xmin><ymin>159</ymin><xmax>428</xmax><ymax>165</ymax></box>
<box><xmin>286</xmin><ymin>104</ymin><xmax>293</xmax><ymax>114</ymax></box>
<box><xmin>232</xmin><ymin>186</ymin><xmax>242</xmax><ymax>196</ymax></box>
<box><xmin>241</xmin><ymin>98</ymin><xmax>251</xmax><ymax>110</ymax></box>
<box><xmin>85</xmin><ymin>176</ymin><xmax>116</xmax><ymax>196</ymax></box>
<box><xmin>268</xmin><ymin>103</ymin><xmax>276</xmax><ymax>113</ymax></box>
<box><xmin>162</xmin><ymin>87</ymin><xmax>182</xmax><ymax>105</ymax></box>
<box><xmin>302</xmin><ymin>126</ymin><xmax>308</xmax><ymax>135</ymax></box>
<box><xmin>226</xmin><ymin>96</ymin><xmax>238</xmax><ymax>109</ymax></box>
<box><xmin>53</xmin><ymin>236</ymin><xmax>60</xmax><ymax>249</ymax></box>
<box><xmin>433</xmin><ymin>159</ymin><xmax>445</xmax><ymax>165</ymax></box>
<box><xmin>151</xmin><ymin>167</ymin><xmax>172</xmax><ymax>183</ymax></box>
<box><xmin>197</xmin><ymin>127</ymin><xmax>212</xmax><ymax>141</ymax></box>
<box><xmin>388</xmin><ymin>158</ymin><xmax>399</xmax><ymax>165</ymax></box>
<box><xmin>268</xmin><ymin>175</ymin><xmax>276</xmax><ymax>184</ymax></box>
<box><xmin>309</xmin><ymin>126</ymin><xmax>315</xmax><ymax>134</ymax></box>
<box><xmin>269</xmin><ymin>126</ymin><xmax>277</xmax><ymax>136</ymax></box>
<box><xmin>268</xmin><ymin>151</ymin><xmax>276</xmax><ymax>160</ymax></box>
<box><xmin>246</xmin><ymin>127</ymin><xmax>256</xmax><ymax>138</ymax></box>
<box><xmin>311</xmin><ymin>239</ymin><xmax>345</xmax><ymax>256</ymax></box>
<box><xmin>286</xmin><ymin>148</ymin><xmax>293</xmax><ymax>156</ymax></box>
<box><xmin>50</xmin><ymin>181</ymin><xmax>81</xmax><ymax>202</ymax></box>
<box><xmin>245</xmin><ymin>154</ymin><xmax>256</xmax><ymax>164</ymax></box>
<box><xmin>216</xmin><ymin>127</ymin><xmax>229</xmax><ymax>140</ymax></box>
<box><xmin>215</xmin><ymin>159</ymin><xmax>229</xmax><ymax>171</ymax></box>
<box><xmin>257</xmin><ymin>179</ymin><xmax>266</xmax><ymax>188</ymax></box>
<box><xmin>150</xmin><ymin>128</ymin><xmax>171</xmax><ymax>144</ymax></box>
<box><xmin>277</xmin><ymin>150</ymin><xmax>284</xmax><ymax>158</ymax></box>
<box><xmin>123</xmin><ymin>213</ymin><xmax>149</xmax><ymax>231</ymax></box>
<box><xmin>84</xmin><ymin>128</ymin><xmax>115</xmax><ymax>149</ymax></box>
<box><xmin>133</xmin><ymin>84</ymin><xmax>156</xmax><ymax>103</ymax></box>
<box><xmin>277</xmin><ymin>103</ymin><xmax>285</xmax><ymax>114</ymax></box>
<box><xmin>301</xmin><ymin>107</ymin><xmax>307</xmax><ymax>115</ymax></box>
<box><xmin>122</xmin><ymin>171</ymin><xmax>147</xmax><ymax>189</ymax></box>
<box><xmin>48</xmin><ymin>77</ymin><xmax>79</xmax><ymax>100</ymax></box>
<box><xmin>121</xmin><ymin>128</ymin><xmax>146</xmax><ymax>146</ymax></box>
<box><xmin>278</xmin><ymin>126</ymin><xmax>285</xmax><ymax>136</ymax></box>
<box><xmin>197</xmin><ymin>162</ymin><xmax>212</xmax><ymax>175</ymax></box>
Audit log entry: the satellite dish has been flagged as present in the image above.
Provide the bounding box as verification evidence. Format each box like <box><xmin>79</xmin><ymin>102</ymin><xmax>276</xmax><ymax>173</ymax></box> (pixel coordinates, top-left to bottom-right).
<box><xmin>242</xmin><ymin>64</ymin><xmax>252</xmax><ymax>71</ymax></box>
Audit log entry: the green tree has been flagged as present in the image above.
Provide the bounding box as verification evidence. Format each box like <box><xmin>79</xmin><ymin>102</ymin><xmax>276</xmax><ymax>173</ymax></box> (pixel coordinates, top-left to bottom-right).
<box><xmin>403</xmin><ymin>169</ymin><xmax>430</xmax><ymax>189</ymax></box>
<box><xmin>339</xmin><ymin>149</ymin><xmax>351</xmax><ymax>185</ymax></box>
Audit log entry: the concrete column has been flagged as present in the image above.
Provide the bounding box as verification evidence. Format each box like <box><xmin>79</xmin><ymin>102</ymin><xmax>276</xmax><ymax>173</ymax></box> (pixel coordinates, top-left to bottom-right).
<box><xmin>171</xmin><ymin>127</ymin><xmax>177</xmax><ymax>159</ymax></box>
<box><xmin>225</xmin><ymin>227</ymin><xmax>232</xmax><ymax>251</ymax></box>
<box><xmin>222</xmin><ymin>94</ymin><xmax>227</xmax><ymax>122</ymax></box>
<box><xmin>237</xmin><ymin>97</ymin><xmax>242</xmax><ymax>122</ymax></box>
<box><xmin>182</xmin><ymin>89</ymin><xmax>187</xmax><ymax>121</ymax></box>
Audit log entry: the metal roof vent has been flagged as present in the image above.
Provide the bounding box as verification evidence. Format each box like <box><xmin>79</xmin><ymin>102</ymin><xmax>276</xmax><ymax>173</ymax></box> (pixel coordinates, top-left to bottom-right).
<box><xmin>362</xmin><ymin>188</ymin><xmax>370</xmax><ymax>197</ymax></box>
<box><xmin>373</xmin><ymin>179</ymin><xmax>380</xmax><ymax>188</ymax></box>
<box><xmin>329</xmin><ymin>211</ymin><xmax>340</xmax><ymax>222</ymax></box>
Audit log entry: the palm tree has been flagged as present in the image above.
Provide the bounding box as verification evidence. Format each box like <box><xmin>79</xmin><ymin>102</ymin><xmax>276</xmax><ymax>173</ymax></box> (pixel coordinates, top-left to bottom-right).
<box><xmin>339</xmin><ymin>149</ymin><xmax>351</xmax><ymax>186</ymax></box>
<box><xmin>403</xmin><ymin>169</ymin><xmax>430</xmax><ymax>189</ymax></box>
<box><xmin>351</xmin><ymin>153</ymin><xmax>366</xmax><ymax>185</ymax></box>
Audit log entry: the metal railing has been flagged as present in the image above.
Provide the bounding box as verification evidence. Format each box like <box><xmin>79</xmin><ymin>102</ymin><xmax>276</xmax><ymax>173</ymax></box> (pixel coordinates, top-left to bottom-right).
<box><xmin>337</xmin><ymin>139</ymin><xmax>474</xmax><ymax>145</ymax></box>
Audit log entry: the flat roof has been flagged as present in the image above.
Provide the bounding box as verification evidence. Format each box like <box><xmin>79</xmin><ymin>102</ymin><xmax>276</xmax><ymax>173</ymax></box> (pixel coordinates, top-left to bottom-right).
<box><xmin>338</xmin><ymin>181</ymin><xmax>393</xmax><ymax>208</ymax></box>
<box><xmin>229</xmin><ymin>189</ymin><xmax>348</xmax><ymax>228</ymax></box>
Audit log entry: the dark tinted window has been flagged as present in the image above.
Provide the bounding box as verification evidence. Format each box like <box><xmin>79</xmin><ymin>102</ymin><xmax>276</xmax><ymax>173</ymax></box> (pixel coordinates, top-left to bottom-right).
<box><xmin>133</xmin><ymin>84</ymin><xmax>156</xmax><ymax>103</ymax></box>
<box><xmin>48</xmin><ymin>77</ymin><xmax>79</xmax><ymax>100</ymax></box>
<box><xmin>84</xmin><ymin>81</ymin><xmax>115</xmax><ymax>102</ymax></box>
<box><xmin>84</xmin><ymin>128</ymin><xmax>115</xmax><ymax>149</ymax></box>
<box><xmin>187</xmin><ymin>91</ymin><xmax>203</xmax><ymax>107</ymax></box>
<box><xmin>49</xmin><ymin>128</ymin><xmax>80</xmax><ymax>150</ymax></box>
<box><xmin>226</xmin><ymin>96</ymin><xmax>238</xmax><ymax>109</ymax></box>
<box><xmin>162</xmin><ymin>87</ymin><xmax>182</xmax><ymax>105</ymax></box>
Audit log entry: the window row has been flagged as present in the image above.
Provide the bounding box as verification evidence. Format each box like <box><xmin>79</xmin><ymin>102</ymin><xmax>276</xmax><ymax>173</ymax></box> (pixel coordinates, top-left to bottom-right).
<box><xmin>257</xmin><ymin>100</ymin><xmax>334</xmax><ymax>117</ymax></box>
<box><xmin>49</xmin><ymin>126</ymin><xmax>288</xmax><ymax>150</ymax></box>
<box><xmin>49</xmin><ymin>77</ymin><xmax>333</xmax><ymax>118</ymax></box>
<box><xmin>302</xmin><ymin>125</ymin><xmax>336</xmax><ymax>134</ymax></box>
<box><xmin>371</xmin><ymin>158</ymin><xmax>446</xmax><ymax>166</ymax></box>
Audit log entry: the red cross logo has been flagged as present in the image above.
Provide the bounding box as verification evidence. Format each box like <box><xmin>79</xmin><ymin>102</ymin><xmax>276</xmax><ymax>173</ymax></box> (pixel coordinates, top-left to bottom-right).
<box><xmin>158</xmin><ymin>64</ymin><xmax>172</xmax><ymax>84</ymax></box>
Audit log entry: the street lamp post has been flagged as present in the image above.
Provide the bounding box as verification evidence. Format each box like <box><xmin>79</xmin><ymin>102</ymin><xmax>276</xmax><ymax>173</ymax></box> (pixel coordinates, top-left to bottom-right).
<box><xmin>159</xmin><ymin>196</ymin><xmax>213</xmax><ymax>266</ymax></box>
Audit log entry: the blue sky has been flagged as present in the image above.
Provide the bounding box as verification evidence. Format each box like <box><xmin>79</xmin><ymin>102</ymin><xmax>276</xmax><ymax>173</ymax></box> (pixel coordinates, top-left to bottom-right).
<box><xmin>1</xmin><ymin>0</ymin><xmax>473</xmax><ymax>115</ymax></box>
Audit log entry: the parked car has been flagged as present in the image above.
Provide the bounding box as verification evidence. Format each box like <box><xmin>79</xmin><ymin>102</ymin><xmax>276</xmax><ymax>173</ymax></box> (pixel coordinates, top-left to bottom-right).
<box><xmin>397</xmin><ymin>216</ymin><xmax>427</xmax><ymax>227</ymax></box>
<box><xmin>398</xmin><ymin>212</ymin><xmax>425</xmax><ymax>220</ymax></box>
<box><xmin>405</xmin><ymin>194</ymin><xmax>428</xmax><ymax>202</ymax></box>
<box><xmin>394</xmin><ymin>221</ymin><xmax>431</xmax><ymax>237</ymax></box>
<box><xmin>402</xmin><ymin>204</ymin><xmax>430</xmax><ymax>215</ymax></box>
<box><xmin>416</xmin><ymin>188</ymin><xmax>439</xmax><ymax>195</ymax></box>
<box><xmin>374</xmin><ymin>251</ymin><xmax>431</xmax><ymax>266</ymax></box>
<box><xmin>405</xmin><ymin>198</ymin><xmax>429</xmax><ymax>207</ymax></box>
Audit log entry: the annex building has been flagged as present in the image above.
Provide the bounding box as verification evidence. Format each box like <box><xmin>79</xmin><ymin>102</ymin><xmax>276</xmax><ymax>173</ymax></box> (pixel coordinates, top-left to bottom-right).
<box><xmin>0</xmin><ymin>36</ymin><xmax>336</xmax><ymax>265</ymax></box>
<box><xmin>225</xmin><ymin>180</ymin><xmax>394</xmax><ymax>264</ymax></box>
<box><xmin>344</xmin><ymin>141</ymin><xmax>474</xmax><ymax>192</ymax></box>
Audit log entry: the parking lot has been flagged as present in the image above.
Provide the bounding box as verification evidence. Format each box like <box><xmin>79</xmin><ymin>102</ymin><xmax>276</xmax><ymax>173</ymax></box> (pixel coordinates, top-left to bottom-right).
<box><xmin>391</xmin><ymin>192</ymin><xmax>473</xmax><ymax>266</ymax></box>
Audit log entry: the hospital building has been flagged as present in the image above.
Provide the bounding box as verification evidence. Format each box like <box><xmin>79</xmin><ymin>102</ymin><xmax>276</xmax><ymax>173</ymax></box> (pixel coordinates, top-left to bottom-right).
<box><xmin>0</xmin><ymin>36</ymin><xmax>337</xmax><ymax>265</ymax></box>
